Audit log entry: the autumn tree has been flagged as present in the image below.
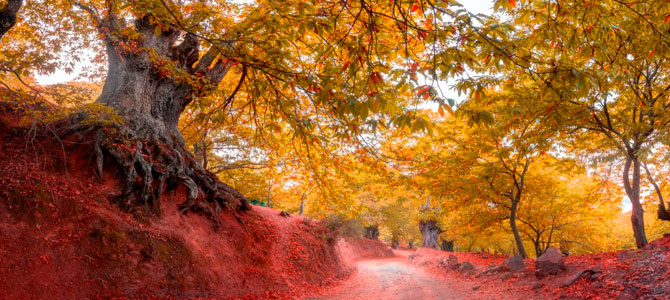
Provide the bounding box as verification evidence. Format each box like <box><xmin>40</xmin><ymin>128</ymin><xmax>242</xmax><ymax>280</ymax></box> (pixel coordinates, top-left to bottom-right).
<box><xmin>489</xmin><ymin>0</ymin><xmax>670</xmax><ymax>248</ymax></box>
<box><xmin>1</xmin><ymin>0</ymin><xmax>520</xmax><ymax>222</ymax></box>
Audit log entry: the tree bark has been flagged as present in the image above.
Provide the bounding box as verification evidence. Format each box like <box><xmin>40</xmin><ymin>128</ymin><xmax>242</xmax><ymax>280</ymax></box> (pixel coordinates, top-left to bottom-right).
<box><xmin>623</xmin><ymin>155</ymin><xmax>647</xmax><ymax>248</ymax></box>
<box><xmin>440</xmin><ymin>240</ymin><xmax>454</xmax><ymax>252</ymax></box>
<box><xmin>0</xmin><ymin>0</ymin><xmax>21</xmax><ymax>40</ymax></box>
<box><xmin>642</xmin><ymin>163</ymin><xmax>670</xmax><ymax>221</ymax></box>
<box><xmin>419</xmin><ymin>220</ymin><xmax>440</xmax><ymax>249</ymax></box>
<box><xmin>364</xmin><ymin>225</ymin><xmax>379</xmax><ymax>240</ymax></box>
<box><xmin>510</xmin><ymin>200</ymin><xmax>529</xmax><ymax>258</ymax></box>
<box><xmin>97</xmin><ymin>16</ymin><xmax>233</xmax><ymax>139</ymax></box>
<box><xmin>61</xmin><ymin>10</ymin><xmax>249</xmax><ymax>225</ymax></box>
<box><xmin>391</xmin><ymin>233</ymin><xmax>399</xmax><ymax>249</ymax></box>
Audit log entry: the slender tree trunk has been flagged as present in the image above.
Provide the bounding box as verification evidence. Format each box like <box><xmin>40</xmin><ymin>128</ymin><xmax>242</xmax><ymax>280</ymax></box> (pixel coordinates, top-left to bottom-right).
<box><xmin>533</xmin><ymin>237</ymin><xmax>541</xmax><ymax>258</ymax></box>
<box><xmin>624</xmin><ymin>155</ymin><xmax>648</xmax><ymax>248</ymax></box>
<box><xmin>510</xmin><ymin>200</ymin><xmax>528</xmax><ymax>258</ymax></box>
<box><xmin>266</xmin><ymin>180</ymin><xmax>272</xmax><ymax>208</ymax></box>
<box><xmin>544</xmin><ymin>227</ymin><xmax>555</xmax><ymax>254</ymax></box>
<box><xmin>419</xmin><ymin>220</ymin><xmax>440</xmax><ymax>249</ymax></box>
<box><xmin>0</xmin><ymin>0</ymin><xmax>21</xmax><ymax>40</ymax></box>
<box><xmin>642</xmin><ymin>163</ymin><xmax>670</xmax><ymax>221</ymax></box>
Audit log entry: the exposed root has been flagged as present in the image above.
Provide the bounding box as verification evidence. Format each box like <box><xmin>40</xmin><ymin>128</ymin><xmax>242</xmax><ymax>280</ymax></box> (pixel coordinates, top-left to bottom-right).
<box><xmin>55</xmin><ymin>111</ymin><xmax>250</xmax><ymax>228</ymax></box>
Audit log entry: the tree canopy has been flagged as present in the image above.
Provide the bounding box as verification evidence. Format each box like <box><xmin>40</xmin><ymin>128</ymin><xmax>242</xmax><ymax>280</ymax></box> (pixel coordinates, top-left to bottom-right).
<box><xmin>2</xmin><ymin>0</ymin><xmax>670</xmax><ymax>253</ymax></box>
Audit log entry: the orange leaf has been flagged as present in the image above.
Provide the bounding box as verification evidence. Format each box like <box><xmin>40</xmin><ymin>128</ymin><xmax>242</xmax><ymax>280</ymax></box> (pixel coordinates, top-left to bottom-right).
<box><xmin>410</xmin><ymin>4</ymin><xmax>419</xmax><ymax>12</ymax></box>
<box><xmin>417</xmin><ymin>86</ymin><xmax>431</xmax><ymax>96</ymax></box>
<box><xmin>509</xmin><ymin>0</ymin><xmax>516</xmax><ymax>8</ymax></box>
<box><xmin>665</xmin><ymin>15</ymin><xmax>670</xmax><ymax>23</ymax></box>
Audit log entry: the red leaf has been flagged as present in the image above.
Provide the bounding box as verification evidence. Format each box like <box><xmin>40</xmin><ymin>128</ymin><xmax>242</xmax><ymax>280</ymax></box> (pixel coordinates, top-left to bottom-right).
<box><xmin>665</xmin><ymin>15</ymin><xmax>670</xmax><ymax>23</ymax></box>
<box><xmin>410</xmin><ymin>4</ymin><xmax>419</xmax><ymax>12</ymax></box>
<box><xmin>411</xmin><ymin>62</ymin><xmax>419</xmax><ymax>73</ymax></box>
<box><xmin>547</xmin><ymin>105</ymin><xmax>555</xmax><ymax>114</ymax></box>
<box><xmin>509</xmin><ymin>0</ymin><xmax>516</xmax><ymax>8</ymax></box>
<box><xmin>417</xmin><ymin>86</ymin><xmax>431</xmax><ymax>96</ymax></box>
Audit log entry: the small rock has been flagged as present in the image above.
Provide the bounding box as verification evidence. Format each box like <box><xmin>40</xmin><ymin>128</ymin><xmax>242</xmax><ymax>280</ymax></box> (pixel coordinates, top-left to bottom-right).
<box><xmin>448</xmin><ymin>254</ymin><xmax>458</xmax><ymax>266</ymax></box>
<box><xmin>448</xmin><ymin>255</ymin><xmax>460</xmax><ymax>270</ymax></box>
<box><xmin>482</xmin><ymin>255</ymin><xmax>488</xmax><ymax>259</ymax></box>
<box><xmin>591</xmin><ymin>273</ymin><xmax>600</xmax><ymax>279</ymax></box>
<box><xmin>663</xmin><ymin>233</ymin><xmax>670</xmax><ymax>238</ymax></box>
<box><xmin>279</xmin><ymin>211</ymin><xmax>290</xmax><ymax>217</ymax></box>
<box><xmin>535</xmin><ymin>247</ymin><xmax>566</xmax><ymax>278</ymax></box>
<box><xmin>458</xmin><ymin>261</ymin><xmax>474</xmax><ymax>273</ymax></box>
<box><xmin>502</xmin><ymin>255</ymin><xmax>526</xmax><ymax>273</ymax></box>
<box><xmin>472</xmin><ymin>285</ymin><xmax>481</xmax><ymax>291</ymax></box>
<box><xmin>532</xmin><ymin>283</ymin><xmax>543</xmax><ymax>290</ymax></box>
<box><xmin>501</xmin><ymin>273</ymin><xmax>513</xmax><ymax>281</ymax></box>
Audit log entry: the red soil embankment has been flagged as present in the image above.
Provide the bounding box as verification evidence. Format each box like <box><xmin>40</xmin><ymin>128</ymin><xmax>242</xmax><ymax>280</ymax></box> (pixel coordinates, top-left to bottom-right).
<box><xmin>0</xmin><ymin>107</ymin><xmax>349</xmax><ymax>300</ymax></box>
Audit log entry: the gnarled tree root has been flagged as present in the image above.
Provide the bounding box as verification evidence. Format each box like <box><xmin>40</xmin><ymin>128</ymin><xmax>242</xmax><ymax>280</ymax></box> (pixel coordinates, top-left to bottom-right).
<box><xmin>56</xmin><ymin>112</ymin><xmax>250</xmax><ymax>229</ymax></box>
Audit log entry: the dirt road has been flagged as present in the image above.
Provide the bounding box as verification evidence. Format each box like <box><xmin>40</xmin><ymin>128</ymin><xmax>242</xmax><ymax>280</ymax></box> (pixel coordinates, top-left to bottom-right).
<box><xmin>306</xmin><ymin>250</ymin><xmax>470</xmax><ymax>300</ymax></box>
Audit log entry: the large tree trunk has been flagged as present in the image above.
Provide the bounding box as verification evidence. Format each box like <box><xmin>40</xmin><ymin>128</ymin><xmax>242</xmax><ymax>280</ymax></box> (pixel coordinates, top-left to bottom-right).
<box><xmin>419</xmin><ymin>220</ymin><xmax>440</xmax><ymax>249</ymax></box>
<box><xmin>364</xmin><ymin>225</ymin><xmax>379</xmax><ymax>240</ymax></box>
<box><xmin>440</xmin><ymin>240</ymin><xmax>454</xmax><ymax>252</ymax></box>
<box><xmin>624</xmin><ymin>155</ymin><xmax>647</xmax><ymax>248</ymax></box>
<box><xmin>97</xmin><ymin>17</ymin><xmax>232</xmax><ymax>139</ymax></box>
<box><xmin>0</xmin><ymin>0</ymin><xmax>21</xmax><ymax>40</ymax></box>
<box><xmin>510</xmin><ymin>200</ymin><xmax>528</xmax><ymax>258</ymax></box>
<box><xmin>60</xmin><ymin>12</ymin><xmax>248</xmax><ymax>226</ymax></box>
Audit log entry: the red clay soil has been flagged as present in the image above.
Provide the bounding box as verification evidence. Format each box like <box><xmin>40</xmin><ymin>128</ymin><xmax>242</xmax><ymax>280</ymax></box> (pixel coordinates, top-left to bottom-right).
<box><xmin>0</xmin><ymin>107</ymin><xmax>353</xmax><ymax>299</ymax></box>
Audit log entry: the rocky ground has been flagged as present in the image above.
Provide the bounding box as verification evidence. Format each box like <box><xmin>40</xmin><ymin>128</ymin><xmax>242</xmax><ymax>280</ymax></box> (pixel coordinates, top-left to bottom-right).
<box><xmin>407</xmin><ymin>237</ymin><xmax>670</xmax><ymax>299</ymax></box>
